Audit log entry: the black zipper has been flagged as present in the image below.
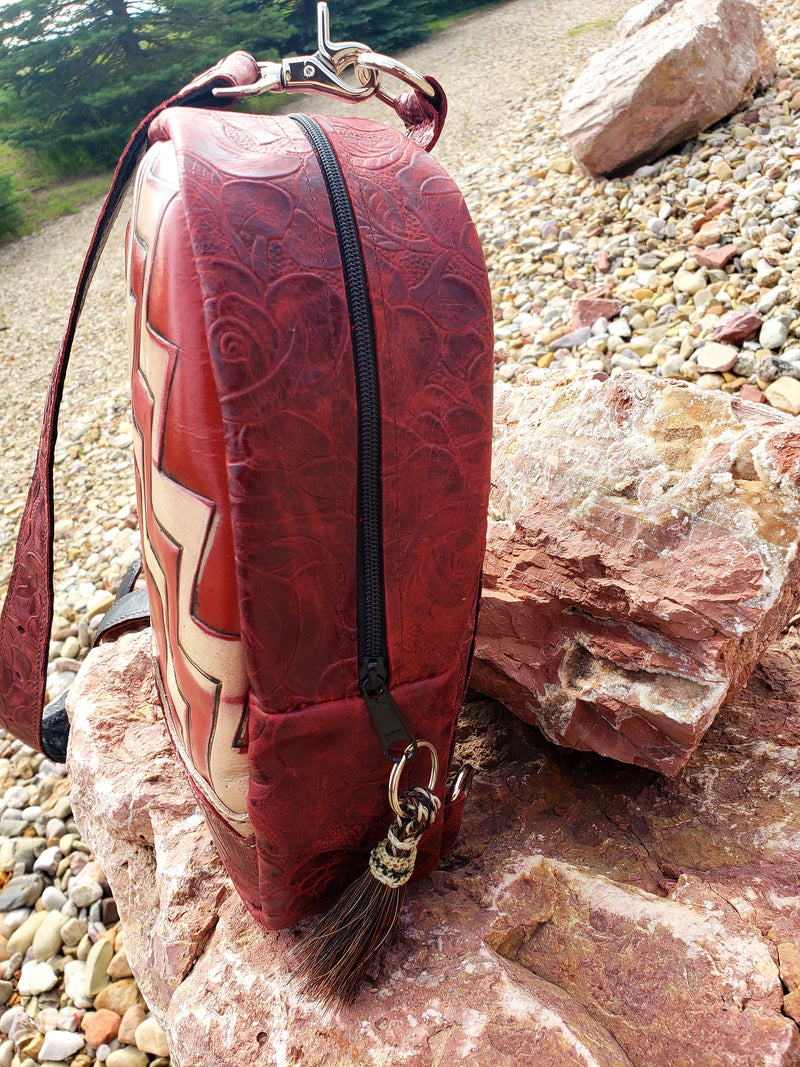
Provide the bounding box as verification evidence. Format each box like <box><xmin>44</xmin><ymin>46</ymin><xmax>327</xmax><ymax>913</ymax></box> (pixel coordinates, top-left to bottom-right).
<box><xmin>290</xmin><ymin>114</ymin><xmax>415</xmax><ymax>761</ymax></box>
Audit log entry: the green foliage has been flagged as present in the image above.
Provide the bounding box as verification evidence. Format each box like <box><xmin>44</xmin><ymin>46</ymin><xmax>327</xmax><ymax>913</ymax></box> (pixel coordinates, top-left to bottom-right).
<box><xmin>0</xmin><ymin>0</ymin><xmax>294</xmax><ymax>177</ymax></box>
<box><xmin>0</xmin><ymin>0</ymin><xmax>505</xmax><ymax>183</ymax></box>
<box><xmin>0</xmin><ymin>173</ymin><xmax>23</xmax><ymax>240</ymax></box>
<box><xmin>290</xmin><ymin>0</ymin><xmax>431</xmax><ymax>53</ymax></box>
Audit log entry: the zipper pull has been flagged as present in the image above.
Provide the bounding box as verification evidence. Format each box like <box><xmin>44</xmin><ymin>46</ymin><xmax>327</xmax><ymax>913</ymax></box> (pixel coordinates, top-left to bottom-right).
<box><xmin>359</xmin><ymin>658</ymin><xmax>416</xmax><ymax>760</ymax></box>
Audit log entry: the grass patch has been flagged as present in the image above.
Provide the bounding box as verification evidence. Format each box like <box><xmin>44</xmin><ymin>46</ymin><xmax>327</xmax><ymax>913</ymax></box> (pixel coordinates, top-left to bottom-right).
<box><xmin>22</xmin><ymin>174</ymin><xmax>112</xmax><ymax>232</ymax></box>
<box><xmin>567</xmin><ymin>17</ymin><xmax>616</xmax><ymax>37</ymax></box>
<box><xmin>0</xmin><ymin>140</ymin><xmax>111</xmax><ymax>242</ymax></box>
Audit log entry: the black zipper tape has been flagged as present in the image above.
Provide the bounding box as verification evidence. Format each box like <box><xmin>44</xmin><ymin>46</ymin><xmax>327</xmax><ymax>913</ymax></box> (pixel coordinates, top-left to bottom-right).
<box><xmin>290</xmin><ymin>113</ymin><xmax>415</xmax><ymax>761</ymax></box>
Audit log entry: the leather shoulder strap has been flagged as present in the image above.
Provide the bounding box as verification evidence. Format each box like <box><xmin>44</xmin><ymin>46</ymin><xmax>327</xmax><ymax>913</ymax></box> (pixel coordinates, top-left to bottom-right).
<box><xmin>0</xmin><ymin>52</ymin><xmax>261</xmax><ymax>753</ymax></box>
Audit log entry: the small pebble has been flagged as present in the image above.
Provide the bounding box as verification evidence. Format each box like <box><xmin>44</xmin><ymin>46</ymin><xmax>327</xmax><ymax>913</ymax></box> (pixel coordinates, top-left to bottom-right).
<box><xmin>38</xmin><ymin>1030</ymin><xmax>85</xmax><ymax>1062</ymax></box>
<box><xmin>117</xmin><ymin>1005</ymin><xmax>146</xmax><ymax>1046</ymax></box>
<box><xmin>32</xmin><ymin>911</ymin><xmax>67</xmax><ymax>962</ymax></box>
<box><xmin>68</xmin><ymin>879</ymin><xmax>103</xmax><ymax>909</ymax></box>
<box><xmin>83</xmin><ymin>1009</ymin><xmax>122</xmax><ymax>1050</ymax></box>
<box><xmin>84</xmin><ymin>939</ymin><xmax>113</xmax><ymax>997</ymax></box>
<box><xmin>94</xmin><ymin>979</ymin><xmax>142</xmax><ymax>1017</ymax></box>
<box><xmin>133</xmin><ymin>1015</ymin><xmax>169</xmax><ymax>1056</ymax></box>
<box><xmin>41</xmin><ymin>887</ymin><xmax>68</xmax><ymax>912</ymax></box>
<box><xmin>17</xmin><ymin>960</ymin><xmax>59</xmax><ymax>996</ymax></box>
<box><xmin>105</xmin><ymin>1047</ymin><xmax>149</xmax><ymax>1067</ymax></box>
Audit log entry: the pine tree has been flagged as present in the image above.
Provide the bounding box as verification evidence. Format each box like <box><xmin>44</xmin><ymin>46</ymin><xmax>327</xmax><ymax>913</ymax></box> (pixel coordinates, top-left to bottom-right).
<box><xmin>0</xmin><ymin>0</ymin><xmax>293</xmax><ymax>175</ymax></box>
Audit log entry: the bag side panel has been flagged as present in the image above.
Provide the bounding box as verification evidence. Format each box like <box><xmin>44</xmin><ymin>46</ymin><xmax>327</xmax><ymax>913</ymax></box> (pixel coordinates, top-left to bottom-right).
<box><xmin>127</xmin><ymin>139</ymin><xmax>252</xmax><ymax>831</ymax></box>
<box><xmin>148</xmin><ymin>110</ymin><xmax>493</xmax><ymax>927</ymax></box>
<box><xmin>149</xmin><ymin>110</ymin><xmax>360</xmax><ymax>710</ymax></box>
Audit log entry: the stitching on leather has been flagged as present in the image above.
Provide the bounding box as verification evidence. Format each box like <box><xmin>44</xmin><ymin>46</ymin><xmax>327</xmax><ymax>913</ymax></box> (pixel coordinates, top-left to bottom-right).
<box><xmin>293</xmin><ymin>119</ymin><xmax>348</xmax><ymax>694</ymax></box>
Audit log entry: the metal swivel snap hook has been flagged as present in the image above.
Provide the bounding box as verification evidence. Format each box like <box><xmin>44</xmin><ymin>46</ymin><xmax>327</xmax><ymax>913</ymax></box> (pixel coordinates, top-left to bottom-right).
<box><xmin>213</xmin><ymin>2</ymin><xmax>380</xmax><ymax>102</ymax></box>
<box><xmin>213</xmin><ymin>2</ymin><xmax>437</xmax><ymax>108</ymax></box>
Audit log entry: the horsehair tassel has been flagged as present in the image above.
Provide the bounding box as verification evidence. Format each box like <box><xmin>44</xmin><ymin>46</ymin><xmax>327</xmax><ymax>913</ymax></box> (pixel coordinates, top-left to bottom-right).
<box><xmin>292</xmin><ymin>775</ymin><xmax>441</xmax><ymax>1008</ymax></box>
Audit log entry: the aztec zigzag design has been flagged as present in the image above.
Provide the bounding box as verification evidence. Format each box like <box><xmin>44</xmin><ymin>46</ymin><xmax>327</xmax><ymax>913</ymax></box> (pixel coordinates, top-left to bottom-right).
<box><xmin>127</xmin><ymin>145</ymin><xmax>252</xmax><ymax>829</ymax></box>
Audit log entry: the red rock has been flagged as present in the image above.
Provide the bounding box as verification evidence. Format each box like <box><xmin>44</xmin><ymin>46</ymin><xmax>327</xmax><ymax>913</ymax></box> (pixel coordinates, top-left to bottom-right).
<box><xmin>474</xmin><ymin>371</ymin><xmax>800</xmax><ymax>774</ymax></box>
<box><xmin>778</xmin><ymin>943</ymin><xmax>800</xmax><ymax>992</ymax></box>
<box><xmin>594</xmin><ymin>251</ymin><xmax>612</xmax><ymax>273</ymax></box>
<box><xmin>740</xmin><ymin>383</ymin><xmax>766</xmax><ymax>404</ymax></box>
<box><xmin>691</xmin><ymin>195</ymin><xmax>735</xmax><ymax>230</ymax></box>
<box><xmin>692</xmin><ymin>219</ymin><xmax>723</xmax><ymax>248</ymax></box>
<box><xmin>689</xmin><ymin>243</ymin><xmax>738</xmax><ymax>269</ymax></box>
<box><xmin>83</xmin><ymin>1009</ymin><xmax>121</xmax><ymax>1049</ymax></box>
<box><xmin>66</xmin><ymin>629</ymin><xmax>800</xmax><ymax>1067</ymax></box>
<box><xmin>560</xmin><ymin>0</ymin><xmax>777</xmax><ymax>176</ymax></box>
<box><xmin>714</xmin><ymin>307</ymin><xmax>764</xmax><ymax>344</ymax></box>
<box><xmin>571</xmin><ymin>295</ymin><xmax>624</xmax><ymax>329</ymax></box>
<box><xmin>785</xmin><ymin>989</ymin><xmax>800</xmax><ymax>1024</ymax></box>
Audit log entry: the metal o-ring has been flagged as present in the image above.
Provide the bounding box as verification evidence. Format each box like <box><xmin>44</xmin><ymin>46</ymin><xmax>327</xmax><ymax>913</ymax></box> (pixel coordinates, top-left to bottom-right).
<box><xmin>354</xmin><ymin>51</ymin><xmax>436</xmax><ymax>103</ymax></box>
<box><xmin>388</xmin><ymin>740</ymin><xmax>439</xmax><ymax>818</ymax></box>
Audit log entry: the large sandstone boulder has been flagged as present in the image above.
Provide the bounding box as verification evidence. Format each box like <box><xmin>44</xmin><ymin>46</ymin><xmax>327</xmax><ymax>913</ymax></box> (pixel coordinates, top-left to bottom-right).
<box><xmin>560</xmin><ymin>0</ymin><xmax>777</xmax><ymax>176</ymax></box>
<box><xmin>68</xmin><ymin>628</ymin><xmax>800</xmax><ymax>1066</ymax></box>
<box><xmin>472</xmin><ymin>370</ymin><xmax>800</xmax><ymax>775</ymax></box>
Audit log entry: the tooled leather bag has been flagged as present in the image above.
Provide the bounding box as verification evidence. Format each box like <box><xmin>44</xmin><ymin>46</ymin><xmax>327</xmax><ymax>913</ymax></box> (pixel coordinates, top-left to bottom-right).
<box><xmin>0</xmin><ymin>7</ymin><xmax>493</xmax><ymax>998</ymax></box>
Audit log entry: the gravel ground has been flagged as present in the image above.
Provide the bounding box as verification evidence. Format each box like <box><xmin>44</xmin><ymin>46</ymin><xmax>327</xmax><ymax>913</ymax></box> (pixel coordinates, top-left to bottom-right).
<box><xmin>0</xmin><ymin>0</ymin><xmax>799</xmax><ymax>1061</ymax></box>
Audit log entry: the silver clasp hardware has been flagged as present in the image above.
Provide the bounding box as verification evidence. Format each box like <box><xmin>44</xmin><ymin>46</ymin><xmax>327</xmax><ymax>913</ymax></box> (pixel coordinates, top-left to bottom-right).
<box><xmin>213</xmin><ymin>2</ymin><xmax>434</xmax><ymax>105</ymax></box>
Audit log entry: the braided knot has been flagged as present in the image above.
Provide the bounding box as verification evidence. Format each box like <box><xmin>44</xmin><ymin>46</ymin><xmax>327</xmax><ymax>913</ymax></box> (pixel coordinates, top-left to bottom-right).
<box><xmin>369</xmin><ymin>837</ymin><xmax>417</xmax><ymax>887</ymax></box>
<box><xmin>396</xmin><ymin>785</ymin><xmax>441</xmax><ymax>832</ymax></box>
<box><xmin>368</xmin><ymin>786</ymin><xmax>441</xmax><ymax>889</ymax></box>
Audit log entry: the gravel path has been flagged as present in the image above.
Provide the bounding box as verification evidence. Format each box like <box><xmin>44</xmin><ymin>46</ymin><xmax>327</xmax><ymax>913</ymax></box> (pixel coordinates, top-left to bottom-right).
<box><xmin>1</xmin><ymin>0</ymin><xmax>800</xmax><ymax>1061</ymax></box>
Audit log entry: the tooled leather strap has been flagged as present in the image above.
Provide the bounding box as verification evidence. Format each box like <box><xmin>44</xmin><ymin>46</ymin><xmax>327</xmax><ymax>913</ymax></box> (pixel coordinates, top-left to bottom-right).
<box><xmin>0</xmin><ymin>51</ymin><xmax>261</xmax><ymax>754</ymax></box>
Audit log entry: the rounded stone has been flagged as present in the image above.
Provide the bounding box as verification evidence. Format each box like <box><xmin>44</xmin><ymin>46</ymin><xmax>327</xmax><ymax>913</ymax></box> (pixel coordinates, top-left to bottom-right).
<box><xmin>32</xmin><ymin>910</ymin><xmax>67</xmax><ymax>962</ymax></box>
<box><xmin>107</xmin><ymin>949</ymin><xmax>132</xmax><ymax>980</ymax></box>
<box><xmin>610</xmin><ymin>351</ymin><xmax>641</xmax><ymax>370</ymax></box>
<box><xmin>117</xmin><ymin>1004</ymin><xmax>147</xmax><ymax>1045</ymax></box>
<box><xmin>63</xmin><ymin>960</ymin><xmax>93</xmax><ymax>1010</ymax></box>
<box><xmin>0</xmin><ymin>874</ymin><xmax>43</xmax><ymax>911</ymax></box>
<box><xmin>674</xmin><ymin>271</ymin><xmax>706</xmax><ymax>294</ymax></box>
<box><xmin>760</xmin><ymin>318</ymin><xmax>791</xmax><ymax>350</ymax></box>
<box><xmin>7</xmin><ymin>911</ymin><xmax>48</xmax><ymax>957</ymax></box>
<box><xmin>105</xmin><ymin>1048</ymin><xmax>149</xmax><ymax>1067</ymax></box>
<box><xmin>0</xmin><ymin>1006</ymin><xmax>22</xmax><ymax>1035</ymax></box>
<box><xmin>38</xmin><ymin>1030</ymin><xmax>85</xmax><ymax>1062</ymax></box>
<box><xmin>756</xmin><ymin>356</ymin><xmax>795</xmax><ymax>383</ymax></box>
<box><xmin>33</xmin><ymin>846</ymin><xmax>63</xmax><ymax>878</ymax></box>
<box><xmin>696</xmin><ymin>372</ymin><xmax>726</xmax><ymax>390</ymax></box>
<box><xmin>83</xmin><ymin>1009</ymin><xmax>121</xmax><ymax>1050</ymax></box>
<box><xmin>60</xmin><ymin>917</ymin><xmax>88</xmax><ymax>948</ymax></box>
<box><xmin>3</xmin><ymin>786</ymin><xmax>29</xmax><ymax>810</ymax></box>
<box><xmin>41</xmin><ymin>886</ymin><xmax>68</xmax><ymax>912</ymax></box>
<box><xmin>85</xmin><ymin>938</ymin><xmax>113</xmax><ymax>997</ymax></box>
<box><xmin>17</xmin><ymin>959</ymin><xmax>59</xmax><ymax>996</ymax></box>
<box><xmin>765</xmin><ymin>376</ymin><xmax>800</xmax><ymax>416</ymax></box>
<box><xmin>733</xmin><ymin>354</ymin><xmax>757</xmax><ymax>377</ymax></box>
<box><xmin>93</xmin><ymin>979</ymin><xmax>143</xmax><ymax>1017</ymax></box>
<box><xmin>68</xmin><ymin>879</ymin><xmax>103</xmax><ymax>908</ymax></box>
<box><xmin>86</xmin><ymin>591</ymin><xmax>115</xmax><ymax>622</ymax></box>
<box><xmin>133</xmin><ymin>1016</ymin><xmax>169</xmax><ymax>1057</ymax></box>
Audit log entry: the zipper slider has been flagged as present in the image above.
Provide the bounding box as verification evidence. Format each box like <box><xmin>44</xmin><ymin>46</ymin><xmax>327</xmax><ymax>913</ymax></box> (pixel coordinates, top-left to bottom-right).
<box><xmin>359</xmin><ymin>658</ymin><xmax>417</xmax><ymax>761</ymax></box>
